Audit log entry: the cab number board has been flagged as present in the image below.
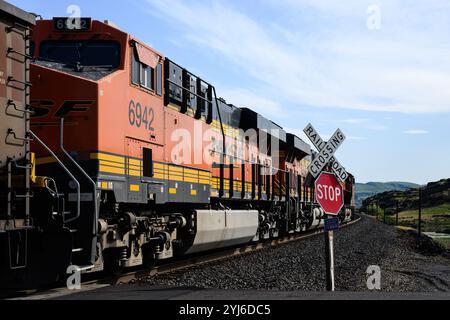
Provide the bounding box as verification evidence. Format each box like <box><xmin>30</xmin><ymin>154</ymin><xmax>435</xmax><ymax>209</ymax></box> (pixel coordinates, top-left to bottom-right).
<box><xmin>53</xmin><ymin>17</ymin><xmax>92</xmax><ymax>31</ymax></box>
<box><xmin>128</xmin><ymin>100</ymin><xmax>155</xmax><ymax>132</ymax></box>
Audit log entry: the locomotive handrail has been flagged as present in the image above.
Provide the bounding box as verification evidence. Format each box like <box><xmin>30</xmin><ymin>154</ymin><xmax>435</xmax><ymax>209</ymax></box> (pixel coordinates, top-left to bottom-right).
<box><xmin>11</xmin><ymin>158</ymin><xmax>33</xmax><ymax>170</ymax></box>
<box><xmin>59</xmin><ymin>118</ymin><xmax>99</xmax><ymax>234</ymax></box>
<box><xmin>212</xmin><ymin>86</ymin><xmax>226</xmax><ymax>198</ymax></box>
<box><xmin>5</xmin><ymin>129</ymin><xmax>32</xmax><ymax>147</ymax></box>
<box><xmin>6</xmin><ymin>100</ymin><xmax>34</xmax><ymax>119</ymax></box>
<box><xmin>5</xmin><ymin>22</ymin><xmax>31</xmax><ymax>39</ymax></box>
<box><xmin>166</xmin><ymin>58</ymin><xmax>214</xmax><ymax>87</ymax></box>
<box><xmin>167</xmin><ymin>78</ymin><xmax>225</xmax><ymax>144</ymax></box>
<box><xmin>166</xmin><ymin>78</ymin><xmax>213</xmax><ymax>105</ymax></box>
<box><xmin>7</xmin><ymin>47</ymin><xmax>33</xmax><ymax>60</ymax></box>
<box><xmin>7</xmin><ymin>76</ymin><xmax>32</xmax><ymax>87</ymax></box>
<box><xmin>28</xmin><ymin>130</ymin><xmax>81</xmax><ymax>223</ymax></box>
<box><xmin>165</xmin><ymin>58</ymin><xmax>227</xmax><ymax>198</ymax></box>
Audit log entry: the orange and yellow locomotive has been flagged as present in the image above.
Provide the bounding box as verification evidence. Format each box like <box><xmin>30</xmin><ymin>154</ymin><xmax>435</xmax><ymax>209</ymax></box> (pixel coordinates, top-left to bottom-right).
<box><xmin>1</xmin><ymin>12</ymin><xmax>355</xmax><ymax>287</ymax></box>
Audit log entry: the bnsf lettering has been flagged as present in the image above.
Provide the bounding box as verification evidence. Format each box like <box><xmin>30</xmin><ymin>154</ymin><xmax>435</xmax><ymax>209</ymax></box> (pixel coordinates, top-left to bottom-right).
<box><xmin>54</xmin><ymin>101</ymin><xmax>94</xmax><ymax>117</ymax></box>
<box><xmin>128</xmin><ymin>100</ymin><xmax>155</xmax><ymax>132</ymax></box>
<box><xmin>31</xmin><ymin>100</ymin><xmax>94</xmax><ymax>118</ymax></box>
<box><xmin>30</xmin><ymin>100</ymin><xmax>54</xmax><ymax>118</ymax></box>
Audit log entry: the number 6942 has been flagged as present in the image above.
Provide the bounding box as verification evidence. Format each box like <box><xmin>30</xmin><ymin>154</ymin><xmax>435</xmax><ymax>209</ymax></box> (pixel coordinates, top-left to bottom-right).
<box><xmin>128</xmin><ymin>100</ymin><xmax>155</xmax><ymax>132</ymax></box>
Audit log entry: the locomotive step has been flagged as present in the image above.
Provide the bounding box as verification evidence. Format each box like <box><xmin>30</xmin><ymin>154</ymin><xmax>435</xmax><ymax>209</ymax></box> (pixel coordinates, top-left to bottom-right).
<box><xmin>71</xmin><ymin>265</ymin><xmax>95</xmax><ymax>272</ymax></box>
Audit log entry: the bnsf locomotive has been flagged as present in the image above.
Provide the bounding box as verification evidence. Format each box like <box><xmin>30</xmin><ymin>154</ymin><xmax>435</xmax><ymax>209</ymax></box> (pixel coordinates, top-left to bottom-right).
<box><xmin>0</xmin><ymin>2</ymin><xmax>355</xmax><ymax>289</ymax></box>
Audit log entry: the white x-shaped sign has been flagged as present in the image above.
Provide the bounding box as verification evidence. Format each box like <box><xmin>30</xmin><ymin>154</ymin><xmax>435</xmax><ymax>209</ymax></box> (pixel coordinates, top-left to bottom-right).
<box><xmin>303</xmin><ymin>123</ymin><xmax>349</xmax><ymax>182</ymax></box>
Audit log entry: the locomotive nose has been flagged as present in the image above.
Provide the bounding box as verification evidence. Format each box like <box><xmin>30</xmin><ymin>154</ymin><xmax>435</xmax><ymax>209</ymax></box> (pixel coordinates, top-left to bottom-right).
<box><xmin>30</xmin><ymin>63</ymin><xmax>98</xmax><ymax>155</ymax></box>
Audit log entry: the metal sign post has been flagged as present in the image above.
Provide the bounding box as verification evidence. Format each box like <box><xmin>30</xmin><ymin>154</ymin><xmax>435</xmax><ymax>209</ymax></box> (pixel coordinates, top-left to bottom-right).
<box><xmin>324</xmin><ymin>222</ymin><xmax>335</xmax><ymax>291</ymax></box>
<box><xmin>316</xmin><ymin>172</ymin><xmax>343</xmax><ymax>292</ymax></box>
<box><xmin>305</xmin><ymin>124</ymin><xmax>347</xmax><ymax>292</ymax></box>
<box><xmin>324</xmin><ymin>215</ymin><xmax>339</xmax><ymax>291</ymax></box>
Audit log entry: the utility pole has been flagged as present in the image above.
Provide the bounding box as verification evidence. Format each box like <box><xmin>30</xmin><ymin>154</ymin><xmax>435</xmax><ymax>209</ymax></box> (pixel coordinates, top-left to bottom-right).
<box><xmin>371</xmin><ymin>201</ymin><xmax>374</xmax><ymax>217</ymax></box>
<box><xmin>396</xmin><ymin>200</ymin><xmax>399</xmax><ymax>226</ymax></box>
<box><xmin>383</xmin><ymin>207</ymin><xmax>386</xmax><ymax>223</ymax></box>
<box><xmin>371</xmin><ymin>200</ymin><xmax>378</xmax><ymax>218</ymax></box>
<box><xmin>375</xmin><ymin>201</ymin><xmax>379</xmax><ymax>220</ymax></box>
<box><xmin>418</xmin><ymin>188</ymin><xmax>422</xmax><ymax>237</ymax></box>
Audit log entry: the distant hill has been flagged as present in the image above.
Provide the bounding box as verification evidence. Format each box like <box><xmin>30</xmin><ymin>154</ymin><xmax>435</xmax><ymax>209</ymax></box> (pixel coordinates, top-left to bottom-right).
<box><xmin>355</xmin><ymin>182</ymin><xmax>420</xmax><ymax>208</ymax></box>
<box><xmin>361</xmin><ymin>178</ymin><xmax>450</xmax><ymax>212</ymax></box>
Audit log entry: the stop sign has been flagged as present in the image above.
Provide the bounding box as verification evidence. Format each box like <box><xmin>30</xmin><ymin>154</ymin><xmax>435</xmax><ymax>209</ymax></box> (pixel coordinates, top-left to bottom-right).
<box><xmin>315</xmin><ymin>172</ymin><xmax>344</xmax><ymax>215</ymax></box>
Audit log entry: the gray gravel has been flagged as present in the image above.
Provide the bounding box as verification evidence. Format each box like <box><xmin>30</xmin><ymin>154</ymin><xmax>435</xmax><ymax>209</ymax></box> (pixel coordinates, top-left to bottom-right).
<box><xmin>143</xmin><ymin>215</ymin><xmax>450</xmax><ymax>292</ymax></box>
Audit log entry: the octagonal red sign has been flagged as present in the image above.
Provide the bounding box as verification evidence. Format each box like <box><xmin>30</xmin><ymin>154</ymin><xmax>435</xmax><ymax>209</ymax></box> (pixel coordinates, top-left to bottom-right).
<box><xmin>315</xmin><ymin>172</ymin><xmax>344</xmax><ymax>215</ymax></box>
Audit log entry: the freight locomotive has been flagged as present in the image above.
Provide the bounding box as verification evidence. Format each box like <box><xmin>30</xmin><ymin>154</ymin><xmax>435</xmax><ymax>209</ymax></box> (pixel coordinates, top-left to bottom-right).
<box><xmin>0</xmin><ymin>2</ymin><xmax>355</xmax><ymax>289</ymax></box>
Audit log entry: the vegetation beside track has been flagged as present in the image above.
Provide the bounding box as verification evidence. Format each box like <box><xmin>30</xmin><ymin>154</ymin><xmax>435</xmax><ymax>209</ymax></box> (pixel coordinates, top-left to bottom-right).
<box><xmin>362</xmin><ymin>178</ymin><xmax>450</xmax><ymax>250</ymax></box>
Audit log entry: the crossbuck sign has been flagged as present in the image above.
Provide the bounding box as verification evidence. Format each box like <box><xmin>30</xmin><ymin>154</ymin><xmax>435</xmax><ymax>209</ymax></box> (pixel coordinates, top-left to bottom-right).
<box><xmin>303</xmin><ymin>124</ymin><xmax>349</xmax><ymax>182</ymax></box>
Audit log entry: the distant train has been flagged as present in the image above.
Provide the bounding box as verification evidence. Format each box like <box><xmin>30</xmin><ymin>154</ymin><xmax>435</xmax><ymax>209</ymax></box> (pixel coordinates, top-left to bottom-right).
<box><xmin>0</xmin><ymin>1</ymin><xmax>355</xmax><ymax>289</ymax></box>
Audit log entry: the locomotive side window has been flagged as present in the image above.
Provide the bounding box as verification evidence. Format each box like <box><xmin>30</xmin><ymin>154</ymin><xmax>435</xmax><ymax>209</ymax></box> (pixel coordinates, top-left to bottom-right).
<box><xmin>132</xmin><ymin>46</ymin><xmax>154</xmax><ymax>90</ymax></box>
<box><xmin>156</xmin><ymin>63</ymin><xmax>162</xmax><ymax>96</ymax></box>
<box><xmin>131</xmin><ymin>44</ymin><xmax>162</xmax><ymax>95</ymax></box>
<box><xmin>132</xmin><ymin>49</ymin><xmax>139</xmax><ymax>84</ymax></box>
<box><xmin>140</xmin><ymin>64</ymin><xmax>154</xmax><ymax>90</ymax></box>
<box><xmin>143</xmin><ymin>147</ymin><xmax>154</xmax><ymax>178</ymax></box>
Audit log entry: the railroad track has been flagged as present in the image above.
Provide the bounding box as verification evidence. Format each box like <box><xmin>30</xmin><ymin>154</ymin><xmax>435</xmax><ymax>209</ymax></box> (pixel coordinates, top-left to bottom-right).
<box><xmin>9</xmin><ymin>215</ymin><xmax>361</xmax><ymax>300</ymax></box>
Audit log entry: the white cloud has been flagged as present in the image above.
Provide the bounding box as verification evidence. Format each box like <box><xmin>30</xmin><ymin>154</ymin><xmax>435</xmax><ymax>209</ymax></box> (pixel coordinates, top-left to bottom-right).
<box><xmin>348</xmin><ymin>136</ymin><xmax>365</xmax><ymax>141</ymax></box>
<box><xmin>337</xmin><ymin>118</ymin><xmax>370</xmax><ymax>124</ymax></box>
<box><xmin>145</xmin><ymin>0</ymin><xmax>450</xmax><ymax>114</ymax></box>
<box><xmin>364</xmin><ymin>124</ymin><xmax>389</xmax><ymax>131</ymax></box>
<box><xmin>218</xmin><ymin>88</ymin><xmax>283</xmax><ymax>116</ymax></box>
<box><xmin>404</xmin><ymin>130</ymin><xmax>429</xmax><ymax>135</ymax></box>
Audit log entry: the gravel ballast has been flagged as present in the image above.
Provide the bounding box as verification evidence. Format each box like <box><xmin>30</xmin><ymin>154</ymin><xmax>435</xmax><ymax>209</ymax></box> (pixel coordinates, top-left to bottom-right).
<box><xmin>143</xmin><ymin>215</ymin><xmax>450</xmax><ymax>292</ymax></box>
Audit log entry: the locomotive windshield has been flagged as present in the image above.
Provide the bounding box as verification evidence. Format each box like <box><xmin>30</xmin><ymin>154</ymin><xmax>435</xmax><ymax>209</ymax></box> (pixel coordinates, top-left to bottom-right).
<box><xmin>39</xmin><ymin>40</ymin><xmax>121</xmax><ymax>69</ymax></box>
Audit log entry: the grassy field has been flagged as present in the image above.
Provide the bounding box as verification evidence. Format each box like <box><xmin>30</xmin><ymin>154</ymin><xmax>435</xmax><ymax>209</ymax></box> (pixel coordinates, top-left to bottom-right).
<box><xmin>394</xmin><ymin>204</ymin><xmax>450</xmax><ymax>234</ymax></box>
<box><xmin>369</xmin><ymin>203</ymin><xmax>450</xmax><ymax>250</ymax></box>
<box><xmin>434</xmin><ymin>238</ymin><xmax>450</xmax><ymax>250</ymax></box>
<box><xmin>397</xmin><ymin>203</ymin><xmax>450</xmax><ymax>219</ymax></box>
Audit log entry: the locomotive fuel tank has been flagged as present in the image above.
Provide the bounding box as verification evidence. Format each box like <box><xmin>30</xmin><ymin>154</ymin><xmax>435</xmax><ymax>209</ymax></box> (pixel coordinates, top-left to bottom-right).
<box><xmin>185</xmin><ymin>209</ymin><xmax>259</xmax><ymax>254</ymax></box>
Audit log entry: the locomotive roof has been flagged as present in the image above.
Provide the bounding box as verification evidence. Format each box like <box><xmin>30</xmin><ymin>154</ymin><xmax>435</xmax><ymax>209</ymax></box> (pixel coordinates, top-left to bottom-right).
<box><xmin>286</xmin><ymin>133</ymin><xmax>311</xmax><ymax>157</ymax></box>
<box><xmin>239</xmin><ymin>107</ymin><xmax>287</xmax><ymax>142</ymax></box>
<box><xmin>0</xmin><ymin>1</ymin><xmax>36</xmax><ymax>25</ymax></box>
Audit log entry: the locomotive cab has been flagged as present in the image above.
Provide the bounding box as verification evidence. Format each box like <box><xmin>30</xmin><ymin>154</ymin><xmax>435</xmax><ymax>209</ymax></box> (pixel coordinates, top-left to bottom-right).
<box><xmin>29</xmin><ymin>18</ymin><xmax>169</xmax><ymax>273</ymax></box>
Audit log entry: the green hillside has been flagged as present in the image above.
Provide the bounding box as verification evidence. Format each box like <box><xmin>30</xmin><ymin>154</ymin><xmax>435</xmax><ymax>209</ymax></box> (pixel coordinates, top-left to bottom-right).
<box><xmin>356</xmin><ymin>182</ymin><xmax>420</xmax><ymax>194</ymax></box>
<box><xmin>355</xmin><ymin>182</ymin><xmax>420</xmax><ymax>207</ymax></box>
<box><xmin>361</xmin><ymin>179</ymin><xmax>450</xmax><ymax>246</ymax></box>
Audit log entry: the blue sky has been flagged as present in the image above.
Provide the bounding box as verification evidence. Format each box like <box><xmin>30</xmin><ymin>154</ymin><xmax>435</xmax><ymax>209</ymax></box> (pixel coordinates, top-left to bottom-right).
<box><xmin>9</xmin><ymin>0</ymin><xmax>450</xmax><ymax>184</ymax></box>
